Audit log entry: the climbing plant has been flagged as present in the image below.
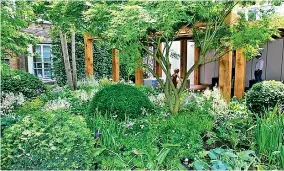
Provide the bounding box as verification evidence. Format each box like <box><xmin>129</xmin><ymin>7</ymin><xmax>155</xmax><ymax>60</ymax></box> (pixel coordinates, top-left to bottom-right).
<box><xmin>51</xmin><ymin>32</ymin><xmax>130</xmax><ymax>85</ymax></box>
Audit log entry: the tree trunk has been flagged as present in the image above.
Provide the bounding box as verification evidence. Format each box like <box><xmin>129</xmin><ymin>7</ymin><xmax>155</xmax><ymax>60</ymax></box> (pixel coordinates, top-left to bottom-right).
<box><xmin>59</xmin><ymin>30</ymin><xmax>74</xmax><ymax>90</ymax></box>
<box><xmin>71</xmin><ymin>31</ymin><xmax>77</xmax><ymax>90</ymax></box>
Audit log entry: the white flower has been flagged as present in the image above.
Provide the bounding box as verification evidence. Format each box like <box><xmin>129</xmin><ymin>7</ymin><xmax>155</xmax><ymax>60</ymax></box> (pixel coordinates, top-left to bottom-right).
<box><xmin>124</xmin><ymin>121</ymin><xmax>135</xmax><ymax>128</ymax></box>
<box><xmin>0</xmin><ymin>92</ymin><xmax>25</xmax><ymax>116</ymax></box>
<box><xmin>44</xmin><ymin>97</ymin><xmax>70</xmax><ymax>111</ymax></box>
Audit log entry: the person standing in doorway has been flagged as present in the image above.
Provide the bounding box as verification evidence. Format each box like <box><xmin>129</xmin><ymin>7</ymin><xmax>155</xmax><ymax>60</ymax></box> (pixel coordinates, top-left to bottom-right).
<box><xmin>255</xmin><ymin>54</ymin><xmax>264</xmax><ymax>82</ymax></box>
<box><xmin>171</xmin><ymin>68</ymin><xmax>180</xmax><ymax>88</ymax></box>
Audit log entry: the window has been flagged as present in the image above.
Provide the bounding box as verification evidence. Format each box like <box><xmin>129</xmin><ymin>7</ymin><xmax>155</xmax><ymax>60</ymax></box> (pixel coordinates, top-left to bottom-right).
<box><xmin>2</xmin><ymin>59</ymin><xmax>10</xmax><ymax>66</ymax></box>
<box><xmin>34</xmin><ymin>44</ymin><xmax>52</xmax><ymax>80</ymax></box>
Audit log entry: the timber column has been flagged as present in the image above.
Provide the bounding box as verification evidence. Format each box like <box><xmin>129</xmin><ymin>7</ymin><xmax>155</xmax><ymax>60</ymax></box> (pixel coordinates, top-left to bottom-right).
<box><xmin>180</xmin><ymin>40</ymin><xmax>187</xmax><ymax>79</ymax></box>
<box><xmin>112</xmin><ymin>49</ymin><xmax>120</xmax><ymax>82</ymax></box>
<box><xmin>135</xmin><ymin>59</ymin><xmax>143</xmax><ymax>85</ymax></box>
<box><xmin>194</xmin><ymin>46</ymin><xmax>200</xmax><ymax>85</ymax></box>
<box><xmin>234</xmin><ymin>49</ymin><xmax>246</xmax><ymax>99</ymax></box>
<box><xmin>84</xmin><ymin>33</ymin><xmax>94</xmax><ymax>77</ymax></box>
<box><xmin>218</xmin><ymin>12</ymin><xmax>236</xmax><ymax>102</ymax></box>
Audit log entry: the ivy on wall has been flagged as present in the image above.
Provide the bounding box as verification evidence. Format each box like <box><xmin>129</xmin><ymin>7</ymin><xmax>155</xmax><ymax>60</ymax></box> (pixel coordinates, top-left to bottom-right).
<box><xmin>51</xmin><ymin>33</ymin><xmax>129</xmax><ymax>86</ymax></box>
<box><xmin>52</xmin><ymin>33</ymin><xmax>86</xmax><ymax>86</ymax></box>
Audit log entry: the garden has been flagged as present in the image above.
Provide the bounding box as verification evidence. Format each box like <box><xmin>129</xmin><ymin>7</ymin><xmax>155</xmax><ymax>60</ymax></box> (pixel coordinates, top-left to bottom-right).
<box><xmin>1</xmin><ymin>0</ymin><xmax>284</xmax><ymax>170</ymax></box>
<box><xmin>1</xmin><ymin>63</ymin><xmax>284</xmax><ymax>170</ymax></box>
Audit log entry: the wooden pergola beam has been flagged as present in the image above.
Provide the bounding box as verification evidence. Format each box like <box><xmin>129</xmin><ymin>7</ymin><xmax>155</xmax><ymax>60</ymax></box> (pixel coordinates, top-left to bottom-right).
<box><xmin>84</xmin><ymin>33</ymin><xmax>94</xmax><ymax>77</ymax></box>
<box><xmin>234</xmin><ymin>49</ymin><xmax>246</xmax><ymax>99</ymax></box>
<box><xmin>112</xmin><ymin>49</ymin><xmax>120</xmax><ymax>82</ymax></box>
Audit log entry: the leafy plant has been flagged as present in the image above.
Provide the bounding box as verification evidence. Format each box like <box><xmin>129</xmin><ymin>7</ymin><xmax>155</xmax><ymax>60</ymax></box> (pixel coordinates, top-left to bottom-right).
<box><xmin>255</xmin><ymin>106</ymin><xmax>284</xmax><ymax>169</ymax></box>
<box><xmin>246</xmin><ymin>80</ymin><xmax>284</xmax><ymax>114</ymax></box>
<box><xmin>193</xmin><ymin>148</ymin><xmax>260</xmax><ymax>170</ymax></box>
<box><xmin>1</xmin><ymin>64</ymin><xmax>46</xmax><ymax>98</ymax></box>
<box><xmin>92</xmin><ymin>114</ymin><xmax>125</xmax><ymax>150</ymax></box>
<box><xmin>89</xmin><ymin>84</ymin><xmax>154</xmax><ymax>120</ymax></box>
<box><xmin>15</xmin><ymin>98</ymin><xmax>44</xmax><ymax>117</ymax></box>
<box><xmin>1</xmin><ymin>111</ymin><xmax>95</xmax><ymax>170</ymax></box>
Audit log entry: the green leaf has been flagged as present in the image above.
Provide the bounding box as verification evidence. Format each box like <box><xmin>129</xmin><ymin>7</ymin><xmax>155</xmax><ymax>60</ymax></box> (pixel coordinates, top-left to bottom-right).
<box><xmin>156</xmin><ymin>148</ymin><xmax>171</xmax><ymax>165</ymax></box>
<box><xmin>208</xmin><ymin>151</ymin><xmax>218</xmax><ymax>159</ymax></box>
<box><xmin>94</xmin><ymin>147</ymin><xmax>106</xmax><ymax>157</ymax></box>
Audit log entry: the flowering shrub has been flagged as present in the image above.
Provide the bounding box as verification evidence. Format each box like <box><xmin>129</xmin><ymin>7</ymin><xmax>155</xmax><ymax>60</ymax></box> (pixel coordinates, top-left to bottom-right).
<box><xmin>188</xmin><ymin>87</ymin><xmax>228</xmax><ymax>125</ymax></box>
<box><xmin>0</xmin><ymin>92</ymin><xmax>25</xmax><ymax>116</ymax></box>
<box><xmin>148</xmin><ymin>93</ymin><xmax>165</xmax><ymax>107</ymax></box>
<box><xmin>44</xmin><ymin>97</ymin><xmax>71</xmax><ymax>111</ymax></box>
<box><xmin>73</xmin><ymin>89</ymin><xmax>96</xmax><ymax>102</ymax></box>
<box><xmin>77</xmin><ymin>77</ymin><xmax>100</xmax><ymax>91</ymax></box>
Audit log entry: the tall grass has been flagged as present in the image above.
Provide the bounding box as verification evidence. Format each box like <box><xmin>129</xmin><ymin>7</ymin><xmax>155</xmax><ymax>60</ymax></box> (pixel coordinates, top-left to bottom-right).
<box><xmin>92</xmin><ymin>113</ymin><xmax>125</xmax><ymax>150</ymax></box>
<box><xmin>255</xmin><ymin>106</ymin><xmax>284</xmax><ymax>169</ymax></box>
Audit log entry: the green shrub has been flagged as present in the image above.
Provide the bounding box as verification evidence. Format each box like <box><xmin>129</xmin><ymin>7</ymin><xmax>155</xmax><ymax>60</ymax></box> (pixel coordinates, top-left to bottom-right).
<box><xmin>15</xmin><ymin>98</ymin><xmax>45</xmax><ymax>117</ymax></box>
<box><xmin>246</xmin><ymin>80</ymin><xmax>284</xmax><ymax>114</ymax></box>
<box><xmin>1</xmin><ymin>64</ymin><xmax>46</xmax><ymax>98</ymax></box>
<box><xmin>1</xmin><ymin>111</ymin><xmax>95</xmax><ymax>170</ymax></box>
<box><xmin>89</xmin><ymin>84</ymin><xmax>154</xmax><ymax>120</ymax></box>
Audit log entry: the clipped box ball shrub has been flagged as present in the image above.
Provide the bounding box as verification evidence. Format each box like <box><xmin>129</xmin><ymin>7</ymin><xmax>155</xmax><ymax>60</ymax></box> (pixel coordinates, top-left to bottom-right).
<box><xmin>1</xmin><ymin>64</ymin><xmax>46</xmax><ymax>98</ymax></box>
<box><xmin>1</xmin><ymin>111</ymin><xmax>94</xmax><ymax>170</ymax></box>
<box><xmin>89</xmin><ymin>84</ymin><xmax>153</xmax><ymax>120</ymax></box>
<box><xmin>246</xmin><ymin>80</ymin><xmax>284</xmax><ymax>114</ymax></box>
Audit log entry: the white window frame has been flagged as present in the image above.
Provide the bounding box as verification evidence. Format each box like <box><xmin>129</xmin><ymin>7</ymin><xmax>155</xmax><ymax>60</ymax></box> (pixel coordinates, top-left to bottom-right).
<box><xmin>34</xmin><ymin>44</ymin><xmax>53</xmax><ymax>80</ymax></box>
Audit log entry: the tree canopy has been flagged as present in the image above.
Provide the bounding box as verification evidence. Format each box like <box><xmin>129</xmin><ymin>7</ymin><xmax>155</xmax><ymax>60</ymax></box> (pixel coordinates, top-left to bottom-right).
<box><xmin>1</xmin><ymin>1</ymin><xmax>37</xmax><ymax>58</ymax></box>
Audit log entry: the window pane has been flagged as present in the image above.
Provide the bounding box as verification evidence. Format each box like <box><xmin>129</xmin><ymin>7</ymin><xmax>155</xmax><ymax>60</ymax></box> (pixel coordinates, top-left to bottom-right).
<box><xmin>44</xmin><ymin>58</ymin><xmax>51</xmax><ymax>62</ymax></box>
<box><xmin>35</xmin><ymin>57</ymin><xmax>42</xmax><ymax>62</ymax></box>
<box><xmin>36</xmin><ymin>45</ymin><xmax>41</xmax><ymax>53</ymax></box>
<box><xmin>44</xmin><ymin>69</ymin><xmax>51</xmax><ymax>79</ymax></box>
<box><xmin>43</xmin><ymin>46</ymin><xmax>51</xmax><ymax>58</ymax></box>
<box><xmin>44</xmin><ymin>63</ymin><xmax>51</xmax><ymax>68</ymax></box>
<box><xmin>34</xmin><ymin>69</ymin><xmax>43</xmax><ymax>79</ymax></box>
<box><xmin>37</xmin><ymin>63</ymin><xmax>42</xmax><ymax>68</ymax></box>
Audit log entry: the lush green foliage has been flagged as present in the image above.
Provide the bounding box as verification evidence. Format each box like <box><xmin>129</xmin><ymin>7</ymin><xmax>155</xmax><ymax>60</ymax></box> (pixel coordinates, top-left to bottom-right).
<box><xmin>1</xmin><ymin>111</ymin><xmax>94</xmax><ymax>170</ymax></box>
<box><xmin>255</xmin><ymin>107</ymin><xmax>284</xmax><ymax>169</ymax></box>
<box><xmin>1</xmin><ymin>1</ymin><xmax>37</xmax><ymax>58</ymax></box>
<box><xmin>246</xmin><ymin>80</ymin><xmax>284</xmax><ymax>114</ymax></box>
<box><xmin>1</xmin><ymin>64</ymin><xmax>46</xmax><ymax>98</ymax></box>
<box><xmin>51</xmin><ymin>32</ymin><xmax>118</xmax><ymax>85</ymax></box>
<box><xmin>89</xmin><ymin>84</ymin><xmax>154</xmax><ymax>120</ymax></box>
<box><xmin>84</xmin><ymin>1</ymin><xmax>278</xmax><ymax>114</ymax></box>
<box><xmin>1</xmin><ymin>79</ymin><xmax>283</xmax><ymax>169</ymax></box>
<box><xmin>193</xmin><ymin>148</ymin><xmax>259</xmax><ymax>170</ymax></box>
<box><xmin>90</xmin><ymin>109</ymin><xmax>213</xmax><ymax>170</ymax></box>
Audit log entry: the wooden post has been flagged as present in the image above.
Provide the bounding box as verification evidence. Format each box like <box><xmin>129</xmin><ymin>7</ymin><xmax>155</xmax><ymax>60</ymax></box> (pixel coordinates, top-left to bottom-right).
<box><xmin>112</xmin><ymin>49</ymin><xmax>120</xmax><ymax>82</ymax></box>
<box><xmin>194</xmin><ymin>46</ymin><xmax>200</xmax><ymax>85</ymax></box>
<box><xmin>219</xmin><ymin>50</ymin><xmax>233</xmax><ymax>102</ymax></box>
<box><xmin>135</xmin><ymin>59</ymin><xmax>143</xmax><ymax>85</ymax></box>
<box><xmin>155</xmin><ymin>43</ymin><xmax>163</xmax><ymax>77</ymax></box>
<box><xmin>218</xmin><ymin>12</ymin><xmax>236</xmax><ymax>103</ymax></box>
<box><xmin>180</xmin><ymin>40</ymin><xmax>187</xmax><ymax>78</ymax></box>
<box><xmin>234</xmin><ymin>49</ymin><xmax>246</xmax><ymax>99</ymax></box>
<box><xmin>84</xmin><ymin>33</ymin><xmax>93</xmax><ymax>77</ymax></box>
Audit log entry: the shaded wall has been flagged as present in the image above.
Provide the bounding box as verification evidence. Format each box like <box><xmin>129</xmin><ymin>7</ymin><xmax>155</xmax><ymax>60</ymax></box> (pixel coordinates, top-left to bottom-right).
<box><xmin>161</xmin><ymin>38</ymin><xmax>284</xmax><ymax>86</ymax></box>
